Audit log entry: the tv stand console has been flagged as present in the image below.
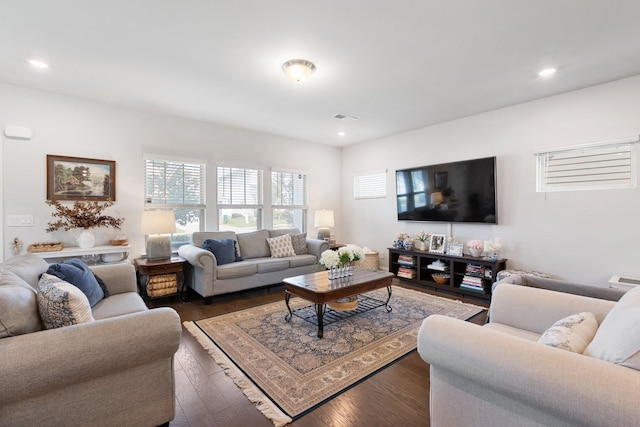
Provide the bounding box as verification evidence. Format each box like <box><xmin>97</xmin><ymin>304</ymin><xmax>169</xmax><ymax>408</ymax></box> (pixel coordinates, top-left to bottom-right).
<box><xmin>388</xmin><ymin>247</ymin><xmax>507</xmax><ymax>302</ymax></box>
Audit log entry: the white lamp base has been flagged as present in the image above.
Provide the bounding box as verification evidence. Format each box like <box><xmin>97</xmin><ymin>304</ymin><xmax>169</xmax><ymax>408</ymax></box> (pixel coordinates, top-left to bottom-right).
<box><xmin>146</xmin><ymin>235</ymin><xmax>172</xmax><ymax>260</ymax></box>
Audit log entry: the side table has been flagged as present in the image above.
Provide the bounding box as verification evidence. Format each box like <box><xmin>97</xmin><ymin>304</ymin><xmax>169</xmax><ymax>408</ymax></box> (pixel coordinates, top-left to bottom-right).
<box><xmin>134</xmin><ymin>256</ymin><xmax>186</xmax><ymax>302</ymax></box>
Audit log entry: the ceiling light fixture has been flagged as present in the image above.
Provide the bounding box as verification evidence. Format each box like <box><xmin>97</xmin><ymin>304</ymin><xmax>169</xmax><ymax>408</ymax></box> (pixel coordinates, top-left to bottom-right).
<box><xmin>282</xmin><ymin>59</ymin><xmax>316</xmax><ymax>82</ymax></box>
<box><xmin>538</xmin><ymin>68</ymin><xmax>557</xmax><ymax>77</ymax></box>
<box><xmin>28</xmin><ymin>59</ymin><xmax>49</xmax><ymax>69</ymax></box>
<box><xmin>338</xmin><ymin>131</ymin><xmax>346</xmax><ymax>136</ymax></box>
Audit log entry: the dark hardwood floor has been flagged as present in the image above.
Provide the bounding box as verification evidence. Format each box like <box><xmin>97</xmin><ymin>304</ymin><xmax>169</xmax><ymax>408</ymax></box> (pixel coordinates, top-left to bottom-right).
<box><xmin>151</xmin><ymin>280</ymin><xmax>488</xmax><ymax>427</ymax></box>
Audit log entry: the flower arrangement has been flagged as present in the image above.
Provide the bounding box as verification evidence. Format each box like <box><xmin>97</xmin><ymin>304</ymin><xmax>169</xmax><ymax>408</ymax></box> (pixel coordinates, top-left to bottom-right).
<box><xmin>467</xmin><ymin>240</ymin><xmax>484</xmax><ymax>250</ymax></box>
<box><xmin>319</xmin><ymin>249</ymin><xmax>340</xmax><ymax>268</ymax></box>
<box><xmin>319</xmin><ymin>245</ymin><xmax>364</xmax><ymax>269</ymax></box>
<box><xmin>415</xmin><ymin>231</ymin><xmax>430</xmax><ymax>242</ymax></box>
<box><xmin>397</xmin><ymin>233</ymin><xmax>410</xmax><ymax>241</ymax></box>
<box><xmin>45</xmin><ymin>199</ymin><xmax>124</xmax><ymax>232</ymax></box>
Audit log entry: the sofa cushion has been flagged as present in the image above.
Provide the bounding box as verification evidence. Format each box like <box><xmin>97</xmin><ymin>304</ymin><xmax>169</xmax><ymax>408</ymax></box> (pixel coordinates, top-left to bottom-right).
<box><xmin>237</xmin><ymin>229</ymin><xmax>271</xmax><ymax>259</ymax></box>
<box><xmin>254</xmin><ymin>258</ymin><xmax>290</xmax><ymax>273</ymax></box>
<box><xmin>217</xmin><ymin>262</ymin><xmax>258</xmax><ymax>280</ymax></box>
<box><xmin>0</xmin><ymin>272</ymin><xmax>43</xmax><ymax>338</ymax></box>
<box><xmin>290</xmin><ymin>233</ymin><xmax>309</xmax><ymax>255</ymax></box>
<box><xmin>36</xmin><ymin>273</ymin><xmax>95</xmax><ymax>329</ymax></box>
<box><xmin>537</xmin><ymin>312</ymin><xmax>598</xmax><ymax>353</ymax></box>
<box><xmin>289</xmin><ymin>254</ymin><xmax>317</xmax><ymax>268</ymax></box>
<box><xmin>46</xmin><ymin>259</ymin><xmax>105</xmax><ymax>306</ymax></box>
<box><xmin>268</xmin><ymin>228</ymin><xmax>301</xmax><ymax>238</ymax></box>
<box><xmin>266</xmin><ymin>234</ymin><xmax>296</xmax><ymax>258</ymax></box>
<box><xmin>92</xmin><ymin>293</ymin><xmax>148</xmax><ymax>320</ymax></box>
<box><xmin>584</xmin><ymin>286</ymin><xmax>640</xmax><ymax>369</ymax></box>
<box><xmin>0</xmin><ymin>253</ymin><xmax>49</xmax><ymax>289</ymax></box>
<box><xmin>202</xmin><ymin>238</ymin><xmax>238</xmax><ymax>265</ymax></box>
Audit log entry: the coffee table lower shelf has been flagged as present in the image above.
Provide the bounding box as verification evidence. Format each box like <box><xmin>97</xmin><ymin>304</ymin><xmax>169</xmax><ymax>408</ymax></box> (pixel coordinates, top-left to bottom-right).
<box><xmin>285</xmin><ymin>288</ymin><xmax>392</xmax><ymax>338</ymax></box>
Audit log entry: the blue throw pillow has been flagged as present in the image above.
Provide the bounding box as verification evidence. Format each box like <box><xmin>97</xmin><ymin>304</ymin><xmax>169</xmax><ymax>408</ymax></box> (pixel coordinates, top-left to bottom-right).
<box><xmin>202</xmin><ymin>238</ymin><xmax>238</xmax><ymax>265</ymax></box>
<box><xmin>46</xmin><ymin>259</ymin><xmax>104</xmax><ymax>307</ymax></box>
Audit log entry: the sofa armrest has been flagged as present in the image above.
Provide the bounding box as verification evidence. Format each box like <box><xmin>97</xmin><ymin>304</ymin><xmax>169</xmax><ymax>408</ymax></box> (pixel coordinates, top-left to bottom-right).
<box><xmin>418</xmin><ymin>315</ymin><xmax>640</xmax><ymax>427</ymax></box>
<box><xmin>306</xmin><ymin>238</ymin><xmax>330</xmax><ymax>258</ymax></box>
<box><xmin>179</xmin><ymin>244</ymin><xmax>216</xmax><ymax>272</ymax></box>
<box><xmin>89</xmin><ymin>262</ymin><xmax>137</xmax><ymax>295</ymax></box>
<box><xmin>490</xmin><ymin>283</ymin><xmax>616</xmax><ymax>333</ymax></box>
<box><xmin>493</xmin><ymin>274</ymin><xmax>626</xmax><ymax>301</ymax></box>
<box><xmin>0</xmin><ymin>307</ymin><xmax>181</xmax><ymax>404</ymax></box>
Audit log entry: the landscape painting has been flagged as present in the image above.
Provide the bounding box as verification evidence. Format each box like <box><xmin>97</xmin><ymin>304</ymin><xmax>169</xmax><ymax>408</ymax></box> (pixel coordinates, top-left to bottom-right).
<box><xmin>47</xmin><ymin>155</ymin><xmax>116</xmax><ymax>201</ymax></box>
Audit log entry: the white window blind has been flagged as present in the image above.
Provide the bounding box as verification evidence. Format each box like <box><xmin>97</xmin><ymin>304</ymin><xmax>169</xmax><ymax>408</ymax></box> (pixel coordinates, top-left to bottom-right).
<box><xmin>217</xmin><ymin>166</ymin><xmax>263</xmax><ymax>205</ymax></box>
<box><xmin>354</xmin><ymin>170</ymin><xmax>387</xmax><ymax>199</ymax></box>
<box><xmin>536</xmin><ymin>137</ymin><xmax>638</xmax><ymax>192</ymax></box>
<box><xmin>144</xmin><ymin>158</ymin><xmax>206</xmax><ymax>207</ymax></box>
<box><xmin>272</xmin><ymin>170</ymin><xmax>308</xmax><ymax>231</ymax></box>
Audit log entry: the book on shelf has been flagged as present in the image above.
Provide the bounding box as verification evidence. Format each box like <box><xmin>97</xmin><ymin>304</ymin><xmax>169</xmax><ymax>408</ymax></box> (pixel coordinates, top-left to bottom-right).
<box><xmin>427</xmin><ymin>262</ymin><xmax>448</xmax><ymax>272</ymax></box>
<box><xmin>459</xmin><ymin>283</ymin><xmax>486</xmax><ymax>294</ymax></box>
<box><xmin>398</xmin><ymin>255</ymin><xmax>416</xmax><ymax>267</ymax></box>
<box><xmin>397</xmin><ymin>267</ymin><xmax>417</xmax><ymax>279</ymax></box>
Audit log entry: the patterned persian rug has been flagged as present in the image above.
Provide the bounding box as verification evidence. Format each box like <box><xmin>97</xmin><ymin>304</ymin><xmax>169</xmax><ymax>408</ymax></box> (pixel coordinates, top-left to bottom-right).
<box><xmin>184</xmin><ymin>285</ymin><xmax>484</xmax><ymax>426</ymax></box>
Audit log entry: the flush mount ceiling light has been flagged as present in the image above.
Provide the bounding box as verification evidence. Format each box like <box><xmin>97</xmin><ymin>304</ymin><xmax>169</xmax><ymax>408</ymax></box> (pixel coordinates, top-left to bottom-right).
<box><xmin>28</xmin><ymin>59</ymin><xmax>49</xmax><ymax>69</ymax></box>
<box><xmin>282</xmin><ymin>59</ymin><xmax>316</xmax><ymax>82</ymax></box>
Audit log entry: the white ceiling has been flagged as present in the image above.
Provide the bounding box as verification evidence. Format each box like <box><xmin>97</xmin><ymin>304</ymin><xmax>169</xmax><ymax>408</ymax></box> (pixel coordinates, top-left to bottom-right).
<box><xmin>2</xmin><ymin>1</ymin><xmax>640</xmax><ymax>147</ymax></box>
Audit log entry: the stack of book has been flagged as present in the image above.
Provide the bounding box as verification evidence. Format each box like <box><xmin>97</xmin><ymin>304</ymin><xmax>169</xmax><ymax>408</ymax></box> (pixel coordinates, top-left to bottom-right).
<box><xmin>460</xmin><ymin>264</ymin><xmax>486</xmax><ymax>293</ymax></box>
<box><xmin>397</xmin><ymin>255</ymin><xmax>417</xmax><ymax>279</ymax></box>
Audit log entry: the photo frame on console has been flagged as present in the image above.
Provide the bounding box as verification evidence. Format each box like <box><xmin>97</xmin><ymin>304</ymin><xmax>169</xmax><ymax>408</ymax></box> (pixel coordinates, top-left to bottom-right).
<box><xmin>447</xmin><ymin>242</ymin><xmax>464</xmax><ymax>257</ymax></box>
<box><xmin>47</xmin><ymin>155</ymin><xmax>116</xmax><ymax>201</ymax></box>
<box><xmin>429</xmin><ymin>233</ymin><xmax>446</xmax><ymax>254</ymax></box>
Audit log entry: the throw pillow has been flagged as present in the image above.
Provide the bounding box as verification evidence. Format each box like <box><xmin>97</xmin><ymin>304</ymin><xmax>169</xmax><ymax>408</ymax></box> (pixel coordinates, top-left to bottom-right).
<box><xmin>584</xmin><ymin>286</ymin><xmax>640</xmax><ymax>370</ymax></box>
<box><xmin>0</xmin><ymin>269</ymin><xmax>44</xmax><ymax>337</ymax></box>
<box><xmin>290</xmin><ymin>233</ymin><xmax>308</xmax><ymax>255</ymax></box>
<box><xmin>202</xmin><ymin>238</ymin><xmax>238</xmax><ymax>265</ymax></box>
<box><xmin>37</xmin><ymin>273</ymin><xmax>95</xmax><ymax>329</ymax></box>
<box><xmin>266</xmin><ymin>233</ymin><xmax>296</xmax><ymax>258</ymax></box>
<box><xmin>537</xmin><ymin>312</ymin><xmax>598</xmax><ymax>353</ymax></box>
<box><xmin>46</xmin><ymin>259</ymin><xmax>104</xmax><ymax>307</ymax></box>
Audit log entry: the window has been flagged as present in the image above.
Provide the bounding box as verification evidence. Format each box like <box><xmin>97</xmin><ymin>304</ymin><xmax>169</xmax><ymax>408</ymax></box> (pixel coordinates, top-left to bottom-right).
<box><xmin>354</xmin><ymin>170</ymin><xmax>387</xmax><ymax>199</ymax></box>
<box><xmin>144</xmin><ymin>157</ymin><xmax>206</xmax><ymax>248</ymax></box>
<box><xmin>536</xmin><ymin>136</ymin><xmax>638</xmax><ymax>192</ymax></box>
<box><xmin>272</xmin><ymin>170</ymin><xmax>308</xmax><ymax>231</ymax></box>
<box><xmin>217</xmin><ymin>166</ymin><xmax>263</xmax><ymax>232</ymax></box>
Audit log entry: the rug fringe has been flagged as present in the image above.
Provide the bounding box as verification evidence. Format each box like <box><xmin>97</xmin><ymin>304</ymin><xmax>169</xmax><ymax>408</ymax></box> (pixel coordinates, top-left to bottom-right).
<box><xmin>183</xmin><ymin>321</ymin><xmax>293</xmax><ymax>427</ymax></box>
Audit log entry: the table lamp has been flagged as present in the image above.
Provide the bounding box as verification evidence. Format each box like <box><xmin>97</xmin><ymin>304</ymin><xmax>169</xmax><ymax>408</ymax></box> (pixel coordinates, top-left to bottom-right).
<box><xmin>141</xmin><ymin>210</ymin><xmax>176</xmax><ymax>260</ymax></box>
<box><xmin>314</xmin><ymin>209</ymin><xmax>334</xmax><ymax>240</ymax></box>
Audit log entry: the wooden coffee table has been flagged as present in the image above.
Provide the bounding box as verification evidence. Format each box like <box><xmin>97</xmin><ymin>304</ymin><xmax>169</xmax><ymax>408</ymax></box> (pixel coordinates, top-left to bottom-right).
<box><xmin>283</xmin><ymin>268</ymin><xmax>394</xmax><ymax>338</ymax></box>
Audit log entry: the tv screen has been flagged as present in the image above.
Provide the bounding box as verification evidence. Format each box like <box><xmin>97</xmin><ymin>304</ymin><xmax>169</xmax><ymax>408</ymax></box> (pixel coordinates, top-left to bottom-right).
<box><xmin>396</xmin><ymin>156</ymin><xmax>497</xmax><ymax>224</ymax></box>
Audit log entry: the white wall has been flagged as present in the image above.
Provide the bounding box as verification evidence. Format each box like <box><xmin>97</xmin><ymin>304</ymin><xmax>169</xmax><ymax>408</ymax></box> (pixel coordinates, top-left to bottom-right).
<box><xmin>0</xmin><ymin>84</ymin><xmax>342</xmax><ymax>259</ymax></box>
<box><xmin>342</xmin><ymin>75</ymin><xmax>640</xmax><ymax>285</ymax></box>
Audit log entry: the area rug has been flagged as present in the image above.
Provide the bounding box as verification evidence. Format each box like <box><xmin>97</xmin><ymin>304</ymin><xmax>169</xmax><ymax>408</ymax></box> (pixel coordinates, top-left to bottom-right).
<box><xmin>184</xmin><ymin>286</ymin><xmax>484</xmax><ymax>426</ymax></box>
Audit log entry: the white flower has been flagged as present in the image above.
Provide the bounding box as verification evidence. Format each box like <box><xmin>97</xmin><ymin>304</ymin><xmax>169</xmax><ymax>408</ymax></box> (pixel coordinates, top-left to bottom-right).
<box><xmin>319</xmin><ymin>250</ymin><xmax>339</xmax><ymax>268</ymax></box>
<box><xmin>337</xmin><ymin>245</ymin><xmax>364</xmax><ymax>263</ymax></box>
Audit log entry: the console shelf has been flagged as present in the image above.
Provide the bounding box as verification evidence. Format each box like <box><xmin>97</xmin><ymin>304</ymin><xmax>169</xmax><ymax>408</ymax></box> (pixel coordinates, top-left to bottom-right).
<box><xmin>388</xmin><ymin>247</ymin><xmax>507</xmax><ymax>301</ymax></box>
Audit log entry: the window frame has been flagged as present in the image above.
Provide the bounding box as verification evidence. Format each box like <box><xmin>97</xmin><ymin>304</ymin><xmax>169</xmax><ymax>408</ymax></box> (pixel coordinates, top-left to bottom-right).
<box><xmin>216</xmin><ymin>165</ymin><xmax>264</xmax><ymax>232</ymax></box>
<box><xmin>271</xmin><ymin>169</ymin><xmax>308</xmax><ymax>232</ymax></box>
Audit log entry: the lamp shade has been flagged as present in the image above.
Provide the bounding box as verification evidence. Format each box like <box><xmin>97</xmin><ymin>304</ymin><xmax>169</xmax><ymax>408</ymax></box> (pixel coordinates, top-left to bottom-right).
<box><xmin>430</xmin><ymin>192</ymin><xmax>444</xmax><ymax>205</ymax></box>
<box><xmin>314</xmin><ymin>210</ymin><xmax>334</xmax><ymax>228</ymax></box>
<box><xmin>141</xmin><ymin>210</ymin><xmax>176</xmax><ymax>235</ymax></box>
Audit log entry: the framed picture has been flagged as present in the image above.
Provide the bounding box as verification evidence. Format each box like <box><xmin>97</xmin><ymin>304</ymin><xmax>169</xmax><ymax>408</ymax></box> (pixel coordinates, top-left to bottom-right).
<box><xmin>434</xmin><ymin>171</ymin><xmax>448</xmax><ymax>189</ymax></box>
<box><xmin>447</xmin><ymin>242</ymin><xmax>464</xmax><ymax>257</ymax></box>
<box><xmin>429</xmin><ymin>233</ymin><xmax>446</xmax><ymax>254</ymax></box>
<box><xmin>47</xmin><ymin>155</ymin><xmax>116</xmax><ymax>201</ymax></box>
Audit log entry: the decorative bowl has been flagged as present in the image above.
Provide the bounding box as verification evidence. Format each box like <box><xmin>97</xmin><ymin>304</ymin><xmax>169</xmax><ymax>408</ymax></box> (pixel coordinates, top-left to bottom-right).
<box><xmin>431</xmin><ymin>273</ymin><xmax>450</xmax><ymax>284</ymax></box>
<box><xmin>469</xmin><ymin>248</ymin><xmax>483</xmax><ymax>257</ymax></box>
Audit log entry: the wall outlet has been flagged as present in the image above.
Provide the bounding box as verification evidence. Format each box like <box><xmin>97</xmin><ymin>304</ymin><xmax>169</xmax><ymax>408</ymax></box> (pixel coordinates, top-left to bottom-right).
<box><xmin>7</xmin><ymin>215</ymin><xmax>34</xmax><ymax>227</ymax></box>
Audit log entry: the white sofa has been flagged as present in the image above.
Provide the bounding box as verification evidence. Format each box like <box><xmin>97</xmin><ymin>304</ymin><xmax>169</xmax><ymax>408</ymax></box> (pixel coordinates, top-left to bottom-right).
<box><xmin>178</xmin><ymin>228</ymin><xmax>329</xmax><ymax>304</ymax></box>
<box><xmin>418</xmin><ymin>280</ymin><xmax>640</xmax><ymax>427</ymax></box>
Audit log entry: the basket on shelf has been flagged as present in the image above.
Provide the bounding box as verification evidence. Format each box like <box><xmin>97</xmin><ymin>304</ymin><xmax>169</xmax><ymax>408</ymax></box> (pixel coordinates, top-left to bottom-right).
<box><xmin>431</xmin><ymin>273</ymin><xmax>450</xmax><ymax>284</ymax></box>
<box><xmin>354</xmin><ymin>252</ymin><xmax>380</xmax><ymax>270</ymax></box>
<box><xmin>27</xmin><ymin>242</ymin><xmax>64</xmax><ymax>253</ymax></box>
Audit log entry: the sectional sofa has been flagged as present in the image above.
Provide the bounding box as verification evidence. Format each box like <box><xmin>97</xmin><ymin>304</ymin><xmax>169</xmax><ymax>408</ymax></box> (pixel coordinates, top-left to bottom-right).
<box><xmin>178</xmin><ymin>228</ymin><xmax>329</xmax><ymax>304</ymax></box>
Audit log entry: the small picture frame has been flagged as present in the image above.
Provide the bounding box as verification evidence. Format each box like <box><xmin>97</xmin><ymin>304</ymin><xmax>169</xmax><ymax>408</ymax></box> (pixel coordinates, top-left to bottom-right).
<box><xmin>447</xmin><ymin>242</ymin><xmax>464</xmax><ymax>257</ymax></box>
<box><xmin>429</xmin><ymin>233</ymin><xmax>446</xmax><ymax>254</ymax></box>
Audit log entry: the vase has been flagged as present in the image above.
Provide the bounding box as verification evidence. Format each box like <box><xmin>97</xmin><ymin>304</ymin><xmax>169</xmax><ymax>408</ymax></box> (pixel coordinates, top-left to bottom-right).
<box><xmin>469</xmin><ymin>248</ymin><xmax>483</xmax><ymax>257</ymax></box>
<box><xmin>77</xmin><ymin>228</ymin><xmax>95</xmax><ymax>249</ymax></box>
<box><xmin>417</xmin><ymin>241</ymin><xmax>427</xmax><ymax>251</ymax></box>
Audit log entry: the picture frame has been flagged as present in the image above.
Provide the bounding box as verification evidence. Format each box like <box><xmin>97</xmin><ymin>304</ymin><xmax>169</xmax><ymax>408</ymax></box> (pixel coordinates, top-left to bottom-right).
<box><xmin>429</xmin><ymin>233</ymin><xmax>446</xmax><ymax>254</ymax></box>
<box><xmin>47</xmin><ymin>155</ymin><xmax>116</xmax><ymax>201</ymax></box>
<box><xmin>434</xmin><ymin>171</ymin><xmax>448</xmax><ymax>189</ymax></box>
<box><xmin>447</xmin><ymin>242</ymin><xmax>464</xmax><ymax>257</ymax></box>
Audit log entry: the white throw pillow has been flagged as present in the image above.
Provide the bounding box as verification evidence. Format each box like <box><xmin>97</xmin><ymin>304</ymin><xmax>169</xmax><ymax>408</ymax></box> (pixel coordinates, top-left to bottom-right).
<box><xmin>37</xmin><ymin>273</ymin><xmax>95</xmax><ymax>329</ymax></box>
<box><xmin>537</xmin><ymin>312</ymin><xmax>598</xmax><ymax>353</ymax></box>
<box><xmin>584</xmin><ymin>286</ymin><xmax>640</xmax><ymax>370</ymax></box>
<box><xmin>266</xmin><ymin>234</ymin><xmax>296</xmax><ymax>258</ymax></box>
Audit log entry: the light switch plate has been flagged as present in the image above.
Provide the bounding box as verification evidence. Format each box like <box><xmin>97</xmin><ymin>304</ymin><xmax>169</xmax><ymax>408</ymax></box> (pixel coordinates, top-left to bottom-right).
<box><xmin>7</xmin><ymin>215</ymin><xmax>34</xmax><ymax>227</ymax></box>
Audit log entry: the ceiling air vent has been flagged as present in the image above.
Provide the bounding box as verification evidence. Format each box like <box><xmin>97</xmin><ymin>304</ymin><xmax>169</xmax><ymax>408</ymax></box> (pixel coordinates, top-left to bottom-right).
<box><xmin>333</xmin><ymin>114</ymin><xmax>358</xmax><ymax>121</ymax></box>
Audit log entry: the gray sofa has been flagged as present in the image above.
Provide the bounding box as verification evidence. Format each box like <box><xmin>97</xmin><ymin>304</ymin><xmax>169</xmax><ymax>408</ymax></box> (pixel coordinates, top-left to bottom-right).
<box><xmin>418</xmin><ymin>278</ymin><xmax>640</xmax><ymax>427</ymax></box>
<box><xmin>0</xmin><ymin>254</ymin><xmax>181</xmax><ymax>427</ymax></box>
<box><xmin>178</xmin><ymin>228</ymin><xmax>329</xmax><ymax>304</ymax></box>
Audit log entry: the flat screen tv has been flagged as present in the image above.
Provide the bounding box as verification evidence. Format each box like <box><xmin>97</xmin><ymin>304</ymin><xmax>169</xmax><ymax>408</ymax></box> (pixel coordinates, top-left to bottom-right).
<box><xmin>396</xmin><ymin>156</ymin><xmax>497</xmax><ymax>224</ymax></box>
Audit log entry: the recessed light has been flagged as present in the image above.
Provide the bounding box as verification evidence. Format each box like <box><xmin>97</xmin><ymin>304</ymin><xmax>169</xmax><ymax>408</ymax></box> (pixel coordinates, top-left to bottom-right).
<box><xmin>338</xmin><ymin>132</ymin><xmax>346</xmax><ymax>136</ymax></box>
<box><xmin>538</xmin><ymin>68</ymin><xmax>557</xmax><ymax>77</ymax></box>
<box><xmin>28</xmin><ymin>59</ymin><xmax>49</xmax><ymax>69</ymax></box>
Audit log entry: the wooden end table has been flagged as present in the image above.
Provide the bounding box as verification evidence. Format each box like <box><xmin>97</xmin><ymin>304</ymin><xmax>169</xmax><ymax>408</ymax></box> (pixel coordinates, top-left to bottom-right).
<box><xmin>283</xmin><ymin>268</ymin><xmax>394</xmax><ymax>338</ymax></box>
<box><xmin>134</xmin><ymin>256</ymin><xmax>186</xmax><ymax>302</ymax></box>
